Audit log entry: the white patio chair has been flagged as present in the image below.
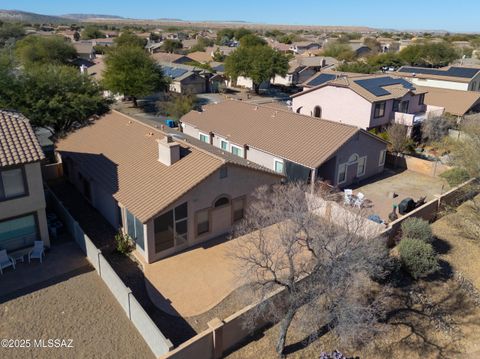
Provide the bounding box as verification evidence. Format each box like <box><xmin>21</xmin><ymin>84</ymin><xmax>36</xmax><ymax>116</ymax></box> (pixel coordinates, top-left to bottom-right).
<box><xmin>354</xmin><ymin>192</ymin><xmax>365</xmax><ymax>208</ymax></box>
<box><xmin>28</xmin><ymin>241</ymin><xmax>45</xmax><ymax>264</ymax></box>
<box><xmin>0</xmin><ymin>249</ymin><xmax>15</xmax><ymax>274</ymax></box>
<box><xmin>344</xmin><ymin>189</ymin><xmax>353</xmax><ymax>206</ymax></box>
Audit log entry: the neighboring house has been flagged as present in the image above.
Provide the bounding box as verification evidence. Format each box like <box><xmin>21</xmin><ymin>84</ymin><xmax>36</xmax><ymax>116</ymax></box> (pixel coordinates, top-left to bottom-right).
<box><xmin>181</xmin><ymin>100</ymin><xmax>388</xmax><ymax>188</ymax></box>
<box><xmin>145</xmin><ymin>41</ymin><xmax>164</xmax><ymax>54</ymax></box>
<box><xmin>152</xmin><ymin>52</ymin><xmax>195</xmax><ymax>65</ymax></box>
<box><xmin>0</xmin><ymin>110</ymin><xmax>50</xmax><ymax>253</ymax></box>
<box><xmin>289</xmin><ymin>41</ymin><xmax>321</xmax><ymax>54</ymax></box>
<box><xmin>73</xmin><ymin>41</ymin><xmax>96</xmax><ymax>61</ymax></box>
<box><xmin>187</xmin><ymin>51</ymin><xmax>213</xmax><ymax>64</ymax></box>
<box><xmin>396</xmin><ymin>66</ymin><xmax>480</xmax><ymax>92</ymax></box>
<box><xmin>227</xmin><ymin>76</ymin><xmax>270</xmax><ymax>91</ymax></box>
<box><xmin>272</xmin><ymin>56</ymin><xmax>334</xmax><ymax>87</ymax></box>
<box><xmin>56</xmin><ymin>111</ymin><xmax>281</xmax><ymax>262</ymax></box>
<box><xmin>416</xmin><ymin>86</ymin><xmax>480</xmax><ymax>117</ymax></box>
<box><xmin>349</xmin><ymin>42</ymin><xmax>372</xmax><ymax>57</ymax></box>
<box><xmin>160</xmin><ymin>63</ymin><xmax>207</xmax><ymax>94</ymax></box>
<box><xmin>91</xmin><ymin>38</ymin><xmax>115</xmax><ymax>47</ymax></box>
<box><xmin>86</xmin><ymin>57</ymin><xmax>105</xmax><ymax>82</ymax></box>
<box><xmin>292</xmin><ymin>73</ymin><xmax>429</xmax><ymax>129</ymax></box>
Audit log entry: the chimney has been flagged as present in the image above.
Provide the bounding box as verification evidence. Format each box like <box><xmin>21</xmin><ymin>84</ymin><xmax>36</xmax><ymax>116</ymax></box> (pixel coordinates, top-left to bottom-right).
<box><xmin>157</xmin><ymin>135</ymin><xmax>180</xmax><ymax>166</ymax></box>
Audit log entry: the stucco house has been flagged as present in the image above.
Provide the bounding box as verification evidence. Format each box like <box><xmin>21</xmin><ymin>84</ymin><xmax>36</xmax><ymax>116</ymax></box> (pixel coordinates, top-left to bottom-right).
<box><xmin>0</xmin><ymin>110</ymin><xmax>50</xmax><ymax>253</ymax></box>
<box><xmin>181</xmin><ymin>100</ymin><xmax>388</xmax><ymax>188</ymax></box>
<box><xmin>291</xmin><ymin>73</ymin><xmax>430</xmax><ymax>129</ymax></box>
<box><xmin>161</xmin><ymin>63</ymin><xmax>207</xmax><ymax>94</ymax></box>
<box><xmin>56</xmin><ymin>111</ymin><xmax>282</xmax><ymax>263</ymax></box>
<box><xmin>396</xmin><ymin>66</ymin><xmax>480</xmax><ymax>92</ymax></box>
<box><xmin>272</xmin><ymin>56</ymin><xmax>333</xmax><ymax>87</ymax></box>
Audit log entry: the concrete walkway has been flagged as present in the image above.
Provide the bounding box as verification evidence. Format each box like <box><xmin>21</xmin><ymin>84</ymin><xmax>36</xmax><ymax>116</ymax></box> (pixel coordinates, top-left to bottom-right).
<box><xmin>143</xmin><ymin>236</ymin><xmax>241</xmax><ymax>318</ymax></box>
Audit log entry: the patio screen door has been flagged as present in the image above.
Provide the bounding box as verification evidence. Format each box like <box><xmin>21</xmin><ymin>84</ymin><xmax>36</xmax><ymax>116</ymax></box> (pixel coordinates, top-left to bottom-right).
<box><xmin>0</xmin><ymin>214</ymin><xmax>37</xmax><ymax>252</ymax></box>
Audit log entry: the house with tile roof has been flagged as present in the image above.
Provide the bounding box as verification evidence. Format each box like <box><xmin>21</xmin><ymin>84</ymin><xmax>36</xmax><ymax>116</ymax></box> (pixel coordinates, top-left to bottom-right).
<box><xmin>56</xmin><ymin>111</ymin><xmax>282</xmax><ymax>263</ymax></box>
<box><xmin>292</xmin><ymin>72</ymin><xmax>430</xmax><ymax>129</ymax></box>
<box><xmin>181</xmin><ymin>100</ymin><xmax>387</xmax><ymax>188</ymax></box>
<box><xmin>0</xmin><ymin>110</ymin><xmax>50</xmax><ymax>254</ymax></box>
<box><xmin>416</xmin><ymin>86</ymin><xmax>480</xmax><ymax>117</ymax></box>
<box><xmin>396</xmin><ymin>66</ymin><xmax>480</xmax><ymax>92</ymax></box>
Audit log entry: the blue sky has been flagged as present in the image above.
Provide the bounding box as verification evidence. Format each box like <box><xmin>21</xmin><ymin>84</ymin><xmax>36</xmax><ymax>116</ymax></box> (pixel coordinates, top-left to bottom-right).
<box><xmin>1</xmin><ymin>0</ymin><xmax>479</xmax><ymax>32</ymax></box>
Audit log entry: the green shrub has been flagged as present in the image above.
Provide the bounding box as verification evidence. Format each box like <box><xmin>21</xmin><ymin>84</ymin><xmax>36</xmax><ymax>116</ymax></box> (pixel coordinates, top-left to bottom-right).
<box><xmin>401</xmin><ymin>217</ymin><xmax>433</xmax><ymax>243</ymax></box>
<box><xmin>398</xmin><ymin>238</ymin><xmax>439</xmax><ymax>279</ymax></box>
<box><xmin>440</xmin><ymin>168</ymin><xmax>470</xmax><ymax>187</ymax></box>
<box><xmin>114</xmin><ymin>231</ymin><xmax>132</xmax><ymax>254</ymax></box>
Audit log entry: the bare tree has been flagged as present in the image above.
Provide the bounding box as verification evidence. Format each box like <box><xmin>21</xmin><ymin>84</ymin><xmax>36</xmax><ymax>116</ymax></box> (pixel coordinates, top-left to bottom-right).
<box><xmin>421</xmin><ymin>116</ymin><xmax>456</xmax><ymax>144</ymax></box>
<box><xmin>386</xmin><ymin>123</ymin><xmax>409</xmax><ymax>155</ymax></box>
<box><xmin>231</xmin><ymin>182</ymin><xmax>391</xmax><ymax>356</ymax></box>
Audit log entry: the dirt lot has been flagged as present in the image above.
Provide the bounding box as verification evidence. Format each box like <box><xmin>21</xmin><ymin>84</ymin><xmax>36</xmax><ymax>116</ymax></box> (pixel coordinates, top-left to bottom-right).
<box><xmin>0</xmin><ymin>270</ymin><xmax>154</xmax><ymax>359</ymax></box>
<box><xmin>225</xmin><ymin>199</ymin><xmax>480</xmax><ymax>359</ymax></box>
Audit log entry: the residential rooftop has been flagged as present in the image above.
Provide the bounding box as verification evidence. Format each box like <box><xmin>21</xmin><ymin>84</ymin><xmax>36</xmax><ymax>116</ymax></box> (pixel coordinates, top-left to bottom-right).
<box><xmin>416</xmin><ymin>86</ymin><xmax>480</xmax><ymax>116</ymax></box>
<box><xmin>56</xmin><ymin>110</ymin><xmax>278</xmax><ymax>223</ymax></box>
<box><xmin>181</xmin><ymin>100</ymin><xmax>377</xmax><ymax>169</ymax></box>
<box><xmin>397</xmin><ymin>66</ymin><xmax>480</xmax><ymax>83</ymax></box>
<box><xmin>0</xmin><ymin>110</ymin><xmax>45</xmax><ymax>167</ymax></box>
<box><xmin>295</xmin><ymin>72</ymin><xmax>426</xmax><ymax>103</ymax></box>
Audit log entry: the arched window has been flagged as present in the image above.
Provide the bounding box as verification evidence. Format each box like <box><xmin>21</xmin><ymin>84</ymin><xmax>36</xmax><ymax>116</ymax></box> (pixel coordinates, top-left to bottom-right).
<box><xmin>313</xmin><ymin>106</ymin><xmax>322</xmax><ymax>118</ymax></box>
<box><xmin>214</xmin><ymin>196</ymin><xmax>230</xmax><ymax>207</ymax></box>
<box><xmin>348</xmin><ymin>153</ymin><xmax>359</xmax><ymax>163</ymax></box>
<box><xmin>296</xmin><ymin>106</ymin><xmax>303</xmax><ymax>114</ymax></box>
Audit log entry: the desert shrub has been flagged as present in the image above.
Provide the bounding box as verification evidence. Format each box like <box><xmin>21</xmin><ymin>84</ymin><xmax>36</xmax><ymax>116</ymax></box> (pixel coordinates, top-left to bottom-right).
<box><xmin>401</xmin><ymin>217</ymin><xmax>433</xmax><ymax>243</ymax></box>
<box><xmin>440</xmin><ymin>167</ymin><xmax>471</xmax><ymax>187</ymax></box>
<box><xmin>398</xmin><ymin>238</ymin><xmax>439</xmax><ymax>279</ymax></box>
<box><xmin>421</xmin><ymin>116</ymin><xmax>456</xmax><ymax>143</ymax></box>
<box><xmin>115</xmin><ymin>231</ymin><xmax>132</xmax><ymax>254</ymax></box>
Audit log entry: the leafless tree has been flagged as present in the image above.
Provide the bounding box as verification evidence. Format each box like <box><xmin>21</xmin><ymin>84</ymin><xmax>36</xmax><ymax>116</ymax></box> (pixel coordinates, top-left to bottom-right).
<box><xmin>231</xmin><ymin>182</ymin><xmax>391</xmax><ymax>356</ymax></box>
<box><xmin>421</xmin><ymin>116</ymin><xmax>456</xmax><ymax>144</ymax></box>
<box><xmin>386</xmin><ymin>123</ymin><xmax>409</xmax><ymax>155</ymax></box>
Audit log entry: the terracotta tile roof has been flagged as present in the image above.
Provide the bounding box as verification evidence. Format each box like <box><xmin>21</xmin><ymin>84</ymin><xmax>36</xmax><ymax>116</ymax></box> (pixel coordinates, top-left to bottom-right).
<box><xmin>56</xmin><ymin>111</ymin><xmax>279</xmax><ymax>222</ymax></box>
<box><xmin>0</xmin><ymin>110</ymin><xmax>45</xmax><ymax>167</ymax></box>
<box><xmin>181</xmin><ymin>100</ymin><xmax>367</xmax><ymax>169</ymax></box>
<box><xmin>416</xmin><ymin>86</ymin><xmax>480</xmax><ymax>116</ymax></box>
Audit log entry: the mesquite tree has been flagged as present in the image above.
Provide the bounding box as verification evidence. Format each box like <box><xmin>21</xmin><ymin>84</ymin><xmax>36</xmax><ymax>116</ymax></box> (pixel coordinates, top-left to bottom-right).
<box><xmin>232</xmin><ymin>182</ymin><xmax>391</xmax><ymax>356</ymax></box>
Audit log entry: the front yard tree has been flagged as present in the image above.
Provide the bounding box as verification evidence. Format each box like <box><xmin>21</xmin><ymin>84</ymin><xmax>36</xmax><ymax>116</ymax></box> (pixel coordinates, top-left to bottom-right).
<box><xmin>102</xmin><ymin>45</ymin><xmax>166</xmax><ymax>107</ymax></box>
<box><xmin>15</xmin><ymin>35</ymin><xmax>77</xmax><ymax>65</ymax></box>
<box><xmin>225</xmin><ymin>45</ymin><xmax>289</xmax><ymax>94</ymax></box>
<box><xmin>232</xmin><ymin>183</ymin><xmax>391</xmax><ymax>355</ymax></box>
<box><xmin>160</xmin><ymin>39</ymin><xmax>183</xmax><ymax>53</ymax></box>
<box><xmin>386</xmin><ymin>123</ymin><xmax>409</xmax><ymax>155</ymax></box>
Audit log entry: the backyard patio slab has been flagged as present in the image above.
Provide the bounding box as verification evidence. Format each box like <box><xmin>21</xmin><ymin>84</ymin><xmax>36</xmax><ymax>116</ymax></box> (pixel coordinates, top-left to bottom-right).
<box><xmin>350</xmin><ymin>169</ymin><xmax>449</xmax><ymax>222</ymax></box>
<box><xmin>142</xmin><ymin>236</ymin><xmax>240</xmax><ymax>318</ymax></box>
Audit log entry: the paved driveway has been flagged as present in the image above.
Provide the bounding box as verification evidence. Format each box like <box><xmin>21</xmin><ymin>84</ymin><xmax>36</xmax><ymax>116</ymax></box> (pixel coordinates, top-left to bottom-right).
<box><xmin>143</xmin><ymin>236</ymin><xmax>240</xmax><ymax>318</ymax></box>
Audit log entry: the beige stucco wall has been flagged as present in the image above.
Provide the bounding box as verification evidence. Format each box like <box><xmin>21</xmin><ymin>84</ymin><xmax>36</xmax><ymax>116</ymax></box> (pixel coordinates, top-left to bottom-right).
<box><xmin>409</xmin><ymin>77</ymin><xmax>469</xmax><ymax>91</ymax></box>
<box><xmin>0</xmin><ymin>162</ymin><xmax>50</xmax><ymax>247</ymax></box>
<box><xmin>143</xmin><ymin>164</ymin><xmax>280</xmax><ymax>263</ymax></box>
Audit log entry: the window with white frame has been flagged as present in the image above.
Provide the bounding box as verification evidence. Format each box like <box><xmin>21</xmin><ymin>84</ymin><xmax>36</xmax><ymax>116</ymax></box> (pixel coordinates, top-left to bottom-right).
<box><xmin>220</xmin><ymin>139</ymin><xmax>228</xmax><ymax>151</ymax></box>
<box><xmin>274</xmin><ymin>159</ymin><xmax>284</xmax><ymax>174</ymax></box>
<box><xmin>379</xmin><ymin>149</ymin><xmax>387</xmax><ymax>166</ymax></box>
<box><xmin>338</xmin><ymin>163</ymin><xmax>347</xmax><ymax>184</ymax></box>
<box><xmin>231</xmin><ymin>144</ymin><xmax>243</xmax><ymax>157</ymax></box>
<box><xmin>199</xmin><ymin>133</ymin><xmax>209</xmax><ymax>143</ymax></box>
<box><xmin>357</xmin><ymin>156</ymin><xmax>367</xmax><ymax>177</ymax></box>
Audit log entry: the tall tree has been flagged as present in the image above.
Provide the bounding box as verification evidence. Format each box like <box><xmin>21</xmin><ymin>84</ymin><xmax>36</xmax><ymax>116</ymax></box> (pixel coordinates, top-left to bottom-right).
<box><xmin>15</xmin><ymin>35</ymin><xmax>77</xmax><ymax>65</ymax></box>
<box><xmin>225</xmin><ymin>45</ymin><xmax>289</xmax><ymax>93</ymax></box>
<box><xmin>239</xmin><ymin>33</ymin><xmax>267</xmax><ymax>47</ymax></box>
<box><xmin>102</xmin><ymin>45</ymin><xmax>167</xmax><ymax>106</ymax></box>
<box><xmin>322</xmin><ymin>42</ymin><xmax>356</xmax><ymax>61</ymax></box>
<box><xmin>3</xmin><ymin>64</ymin><xmax>110</xmax><ymax>135</ymax></box>
<box><xmin>232</xmin><ymin>183</ymin><xmax>390</xmax><ymax>355</ymax></box>
<box><xmin>114</xmin><ymin>30</ymin><xmax>147</xmax><ymax>48</ymax></box>
<box><xmin>81</xmin><ymin>25</ymin><xmax>105</xmax><ymax>40</ymax></box>
<box><xmin>399</xmin><ymin>42</ymin><xmax>459</xmax><ymax>67</ymax></box>
<box><xmin>160</xmin><ymin>39</ymin><xmax>183</xmax><ymax>53</ymax></box>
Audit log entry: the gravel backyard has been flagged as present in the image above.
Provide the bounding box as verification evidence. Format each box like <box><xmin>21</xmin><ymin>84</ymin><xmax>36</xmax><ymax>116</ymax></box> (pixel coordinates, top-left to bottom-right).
<box><xmin>0</xmin><ymin>269</ymin><xmax>154</xmax><ymax>359</ymax></box>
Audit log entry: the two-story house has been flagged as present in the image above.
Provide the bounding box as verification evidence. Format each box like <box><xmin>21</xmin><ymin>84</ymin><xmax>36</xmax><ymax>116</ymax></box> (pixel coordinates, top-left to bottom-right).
<box><xmin>291</xmin><ymin>73</ymin><xmax>429</xmax><ymax>130</ymax></box>
<box><xmin>181</xmin><ymin>100</ymin><xmax>388</xmax><ymax>188</ymax></box>
<box><xmin>396</xmin><ymin>66</ymin><xmax>480</xmax><ymax>92</ymax></box>
<box><xmin>0</xmin><ymin>111</ymin><xmax>49</xmax><ymax>253</ymax></box>
<box><xmin>56</xmin><ymin>111</ymin><xmax>282</xmax><ymax>263</ymax></box>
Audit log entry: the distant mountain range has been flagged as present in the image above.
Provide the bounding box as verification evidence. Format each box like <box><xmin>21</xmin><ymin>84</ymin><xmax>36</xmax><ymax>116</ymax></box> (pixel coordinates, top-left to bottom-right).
<box><xmin>61</xmin><ymin>14</ymin><xmax>125</xmax><ymax>20</ymax></box>
<box><xmin>0</xmin><ymin>10</ymin><xmax>71</xmax><ymax>23</ymax></box>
